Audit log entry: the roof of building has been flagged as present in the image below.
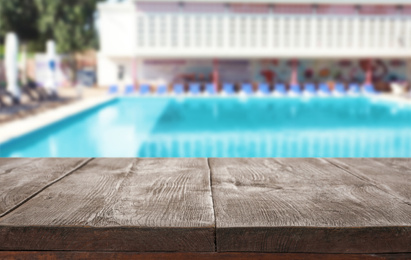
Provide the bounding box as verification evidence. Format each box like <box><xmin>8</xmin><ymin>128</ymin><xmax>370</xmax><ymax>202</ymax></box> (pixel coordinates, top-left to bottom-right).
<box><xmin>133</xmin><ymin>0</ymin><xmax>411</xmax><ymax>4</ymax></box>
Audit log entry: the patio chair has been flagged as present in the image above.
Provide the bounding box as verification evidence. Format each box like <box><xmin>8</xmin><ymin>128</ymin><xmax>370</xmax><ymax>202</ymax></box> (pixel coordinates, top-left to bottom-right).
<box><xmin>318</xmin><ymin>83</ymin><xmax>331</xmax><ymax>95</ymax></box>
<box><xmin>157</xmin><ymin>85</ymin><xmax>167</xmax><ymax>95</ymax></box>
<box><xmin>223</xmin><ymin>83</ymin><xmax>234</xmax><ymax>95</ymax></box>
<box><xmin>189</xmin><ymin>83</ymin><xmax>201</xmax><ymax>95</ymax></box>
<box><xmin>108</xmin><ymin>84</ymin><xmax>118</xmax><ymax>94</ymax></box>
<box><xmin>274</xmin><ymin>83</ymin><xmax>287</xmax><ymax>95</ymax></box>
<box><xmin>348</xmin><ymin>83</ymin><xmax>361</xmax><ymax>94</ymax></box>
<box><xmin>206</xmin><ymin>83</ymin><xmax>216</xmax><ymax>95</ymax></box>
<box><xmin>334</xmin><ymin>83</ymin><xmax>346</xmax><ymax>95</ymax></box>
<box><xmin>289</xmin><ymin>84</ymin><xmax>302</xmax><ymax>95</ymax></box>
<box><xmin>139</xmin><ymin>84</ymin><xmax>150</xmax><ymax>95</ymax></box>
<box><xmin>241</xmin><ymin>83</ymin><xmax>253</xmax><ymax>95</ymax></box>
<box><xmin>304</xmin><ymin>83</ymin><xmax>316</xmax><ymax>95</ymax></box>
<box><xmin>173</xmin><ymin>84</ymin><xmax>184</xmax><ymax>95</ymax></box>
<box><xmin>258</xmin><ymin>83</ymin><xmax>270</xmax><ymax>95</ymax></box>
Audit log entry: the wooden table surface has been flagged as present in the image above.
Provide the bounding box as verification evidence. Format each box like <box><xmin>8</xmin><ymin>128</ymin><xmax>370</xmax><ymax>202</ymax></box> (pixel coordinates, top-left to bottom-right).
<box><xmin>0</xmin><ymin>158</ymin><xmax>410</xmax><ymax>259</ymax></box>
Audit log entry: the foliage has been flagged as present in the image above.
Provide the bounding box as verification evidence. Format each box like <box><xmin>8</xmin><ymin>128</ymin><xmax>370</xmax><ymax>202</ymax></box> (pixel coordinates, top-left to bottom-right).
<box><xmin>0</xmin><ymin>0</ymin><xmax>104</xmax><ymax>83</ymax></box>
<box><xmin>0</xmin><ymin>0</ymin><xmax>103</xmax><ymax>53</ymax></box>
<box><xmin>0</xmin><ymin>0</ymin><xmax>40</xmax><ymax>48</ymax></box>
<box><xmin>35</xmin><ymin>0</ymin><xmax>103</xmax><ymax>54</ymax></box>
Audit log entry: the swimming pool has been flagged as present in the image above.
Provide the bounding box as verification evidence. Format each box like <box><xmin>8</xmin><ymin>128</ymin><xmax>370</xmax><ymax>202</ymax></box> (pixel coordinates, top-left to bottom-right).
<box><xmin>1</xmin><ymin>96</ymin><xmax>411</xmax><ymax>157</ymax></box>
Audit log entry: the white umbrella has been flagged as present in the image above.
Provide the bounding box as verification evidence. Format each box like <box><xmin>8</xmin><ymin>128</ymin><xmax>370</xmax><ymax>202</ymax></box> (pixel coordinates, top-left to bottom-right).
<box><xmin>4</xmin><ymin>32</ymin><xmax>20</xmax><ymax>102</ymax></box>
<box><xmin>45</xmin><ymin>40</ymin><xmax>57</xmax><ymax>96</ymax></box>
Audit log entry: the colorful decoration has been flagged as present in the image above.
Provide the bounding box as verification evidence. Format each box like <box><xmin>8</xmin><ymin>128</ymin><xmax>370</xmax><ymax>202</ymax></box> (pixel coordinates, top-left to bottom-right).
<box><xmin>319</xmin><ymin>68</ymin><xmax>330</xmax><ymax>78</ymax></box>
<box><xmin>304</xmin><ymin>69</ymin><xmax>314</xmax><ymax>79</ymax></box>
<box><xmin>45</xmin><ymin>40</ymin><xmax>57</xmax><ymax>95</ymax></box>
<box><xmin>140</xmin><ymin>58</ymin><xmax>407</xmax><ymax>85</ymax></box>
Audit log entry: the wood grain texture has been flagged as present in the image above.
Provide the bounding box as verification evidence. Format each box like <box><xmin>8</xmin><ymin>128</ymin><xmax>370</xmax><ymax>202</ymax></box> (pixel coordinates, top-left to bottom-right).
<box><xmin>1</xmin><ymin>252</ymin><xmax>410</xmax><ymax>260</ymax></box>
<box><xmin>0</xmin><ymin>158</ymin><xmax>91</xmax><ymax>217</ymax></box>
<box><xmin>209</xmin><ymin>158</ymin><xmax>411</xmax><ymax>253</ymax></box>
<box><xmin>327</xmin><ymin>158</ymin><xmax>411</xmax><ymax>204</ymax></box>
<box><xmin>0</xmin><ymin>158</ymin><xmax>215</xmax><ymax>252</ymax></box>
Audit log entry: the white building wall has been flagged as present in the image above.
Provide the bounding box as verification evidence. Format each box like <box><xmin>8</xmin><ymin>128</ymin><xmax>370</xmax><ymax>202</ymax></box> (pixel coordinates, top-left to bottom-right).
<box><xmin>97</xmin><ymin>53</ymin><xmax>134</xmax><ymax>87</ymax></box>
<box><xmin>99</xmin><ymin>2</ymin><xmax>137</xmax><ymax>57</ymax></box>
<box><xmin>97</xmin><ymin>53</ymin><xmax>117</xmax><ymax>87</ymax></box>
<box><xmin>97</xmin><ymin>1</ymin><xmax>411</xmax><ymax>85</ymax></box>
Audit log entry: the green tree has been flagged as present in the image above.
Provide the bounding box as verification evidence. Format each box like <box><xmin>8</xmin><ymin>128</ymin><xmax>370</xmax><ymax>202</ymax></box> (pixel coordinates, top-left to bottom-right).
<box><xmin>1</xmin><ymin>0</ymin><xmax>103</xmax><ymax>84</ymax></box>
<box><xmin>0</xmin><ymin>0</ymin><xmax>42</xmax><ymax>86</ymax></box>
<box><xmin>35</xmin><ymin>0</ymin><xmax>103</xmax><ymax>83</ymax></box>
<box><xmin>35</xmin><ymin>0</ymin><xmax>102</xmax><ymax>53</ymax></box>
<box><xmin>0</xmin><ymin>0</ymin><xmax>40</xmax><ymax>47</ymax></box>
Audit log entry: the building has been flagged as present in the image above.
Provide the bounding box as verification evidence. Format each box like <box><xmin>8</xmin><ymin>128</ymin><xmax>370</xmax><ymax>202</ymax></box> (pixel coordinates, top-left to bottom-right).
<box><xmin>97</xmin><ymin>0</ymin><xmax>411</xmax><ymax>90</ymax></box>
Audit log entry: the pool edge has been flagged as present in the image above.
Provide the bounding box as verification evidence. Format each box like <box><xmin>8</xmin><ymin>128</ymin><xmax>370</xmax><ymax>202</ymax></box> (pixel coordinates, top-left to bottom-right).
<box><xmin>0</xmin><ymin>96</ymin><xmax>117</xmax><ymax>147</ymax></box>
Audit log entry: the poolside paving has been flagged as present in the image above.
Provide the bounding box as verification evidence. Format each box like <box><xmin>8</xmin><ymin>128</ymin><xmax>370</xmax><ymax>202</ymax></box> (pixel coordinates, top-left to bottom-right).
<box><xmin>0</xmin><ymin>95</ymin><xmax>114</xmax><ymax>144</ymax></box>
<box><xmin>0</xmin><ymin>158</ymin><xmax>410</xmax><ymax>259</ymax></box>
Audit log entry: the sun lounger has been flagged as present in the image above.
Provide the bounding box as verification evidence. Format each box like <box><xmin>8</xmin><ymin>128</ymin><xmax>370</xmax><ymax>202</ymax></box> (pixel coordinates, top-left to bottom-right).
<box><xmin>32</xmin><ymin>88</ymin><xmax>47</xmax><ymax>101</ymax></box>
<box><xmin>24</xmin><ymin>81</ymin><xmax>50</xmax><ymax>101</ymax></box>
<box><xmin>304</xmin><ymin>83</ymin><xmax>316</xmax><ymax>95</ymax></box>
<box><xmin>206</xmin><ymin>83</ymin><xmax>216</xmax><ymax>95</ymax></box>
<box><xmin>0</xmin><ymin>89</ymin><xmax>21</xmax><ymax>105</ymax></box>
<box><xmin>318</xmin><ymin>83</ymin><xmax>331</xmax><ymax>95</ymax></box>
<box><xmin>108</xmin><ymin>85</ymin><xmax>118</xmax><ymax>94</ymax></box>
<box><xmin>258</xmin><ymin>83</ymin><xmax>270</xmax><ymax>95</ymax></box>
<box><xmin>241</xmin><ymin>83</ymin><xmax>253</xmax><ymax>95</ymax></box>
<box><xmin>223</xmin><ymin>83</ymin><xmax>235</xmax><ymax>95</ymax></box>
<box><xmin>173</xmin><ymin>84</ymin><xmax>184</xmax><ymax>95</ymax></box>
<box><xmin>348</xmin><ymin>83</ymin><xmax>361</xmax><ymax>94</ymax></box>
<box><xmin>25</xmin><ymin>80</ymin><xmax>50</xmax><ymax>101</ymax></box>
<box><xmin>334</xmin><ymin>83</ymin><xmax>346</xmax><ymax>95</ymax></box>
<box><xmin>189</xmin><ymin>83</ymin><xmax>201</xmax><ymax>95</ymax></box>
<box><xmin>289</xmin><ymin>84</ymin><xmax>302</xmax><ymax>95</ymax></box>
<box><xmin>363</xmin><ymin>84</ymin><xmax>378</xmax><ymax>94</ymax></box>
<box><xmin>0</xmin><ymin>89</ymin><xmax>10</xmax><ymax>107</ymax></box>
<box><xmin>20</xmin><ymin>86</ymin><xmax>38</xmax><ymax>102</ymax></box>
<box><xmin>275</xmin><ymin>83</ymin><xmax>287</xmax><ymax>95</ymax></box>
<box><xmin>124</xmin><ymin>85</ymin><xmax>135</xmax><ymax>95</ymax></box>
<box><xmin>157</xmin><ymin>85</ymin><xmax>167</xmax><ymax>95</ymax></box>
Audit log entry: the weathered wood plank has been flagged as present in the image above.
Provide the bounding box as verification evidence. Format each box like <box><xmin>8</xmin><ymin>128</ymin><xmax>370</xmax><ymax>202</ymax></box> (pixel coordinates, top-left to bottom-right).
<box><xmin>0</xmin><ymin>158</ymin><xmax>91</xmax><ymax>217</ymax></box>
<box><xmin>0</xmin><ymin>158</ymin><xmax>215</xmax><ymax>252</ymax></box>
<box><xmin>210</xmin><ymin>158</ymin><xmax>411</xmax><ymax>253</ymax></box>
<box><xmin>1</xmin><ymin>252</ymin><xmax>410</xmax><ymax>260</ymax></box>
<box><xmin>327</xmin><ymin>158</ymin><xmax>411</xmax><ymax>203</ymax></box>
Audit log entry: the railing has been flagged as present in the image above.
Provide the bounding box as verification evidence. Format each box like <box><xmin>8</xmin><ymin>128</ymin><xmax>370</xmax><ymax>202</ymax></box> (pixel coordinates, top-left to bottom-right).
<box><xmin>130</xmin><ymin>13</ymin><xmax>411</xmax><ymax>58</ymax></box>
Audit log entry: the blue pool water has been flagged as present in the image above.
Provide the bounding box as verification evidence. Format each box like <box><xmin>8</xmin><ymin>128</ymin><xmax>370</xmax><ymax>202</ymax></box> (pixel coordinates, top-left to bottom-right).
<box><xmin>1</xmin><ymin>96</ymin><xmax>411</xmax><ymax>157</ymax></box>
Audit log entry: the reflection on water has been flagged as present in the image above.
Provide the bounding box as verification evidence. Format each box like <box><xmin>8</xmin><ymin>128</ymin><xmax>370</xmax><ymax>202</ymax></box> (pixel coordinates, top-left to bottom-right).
<box><xmin>137</xmin><ymin>97</ymin><xmax>411</xmax><ymax>157</ymax></box>
<box><xmin>1</xmin><ymin>97</ymin><xmax>411</xmax><ymax>157</ymax></box>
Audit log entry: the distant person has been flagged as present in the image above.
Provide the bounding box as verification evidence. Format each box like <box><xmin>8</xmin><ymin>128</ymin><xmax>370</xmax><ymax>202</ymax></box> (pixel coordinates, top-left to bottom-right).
<box><xmin>118</xmin><ymin>65</ymin><xmax>124</xmax><ymax>81</ymax></box>
<box><xmin>117</xmin><ymin>65</ymin><xmax>125</xmax><ymax>92</ymax></box>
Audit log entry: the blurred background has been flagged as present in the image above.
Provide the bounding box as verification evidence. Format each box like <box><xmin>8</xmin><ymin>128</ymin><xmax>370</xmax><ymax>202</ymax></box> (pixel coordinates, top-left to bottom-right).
<box><xmin>1</xmin><ymin>0</ymin><xmax>411</xmax><ymax>157</ymax></box>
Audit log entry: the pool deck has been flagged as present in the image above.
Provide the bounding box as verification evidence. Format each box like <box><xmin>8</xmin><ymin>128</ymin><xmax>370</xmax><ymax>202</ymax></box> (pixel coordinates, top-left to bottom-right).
<box><xmin>0</xmin><ymin>96</ymin><xmax>114</xmax><ymax>144</ymax></box>
<box><xmin>0</xmin><ymin>158</ymin><xmax>410</xmax><ymax>259</ymax></box>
